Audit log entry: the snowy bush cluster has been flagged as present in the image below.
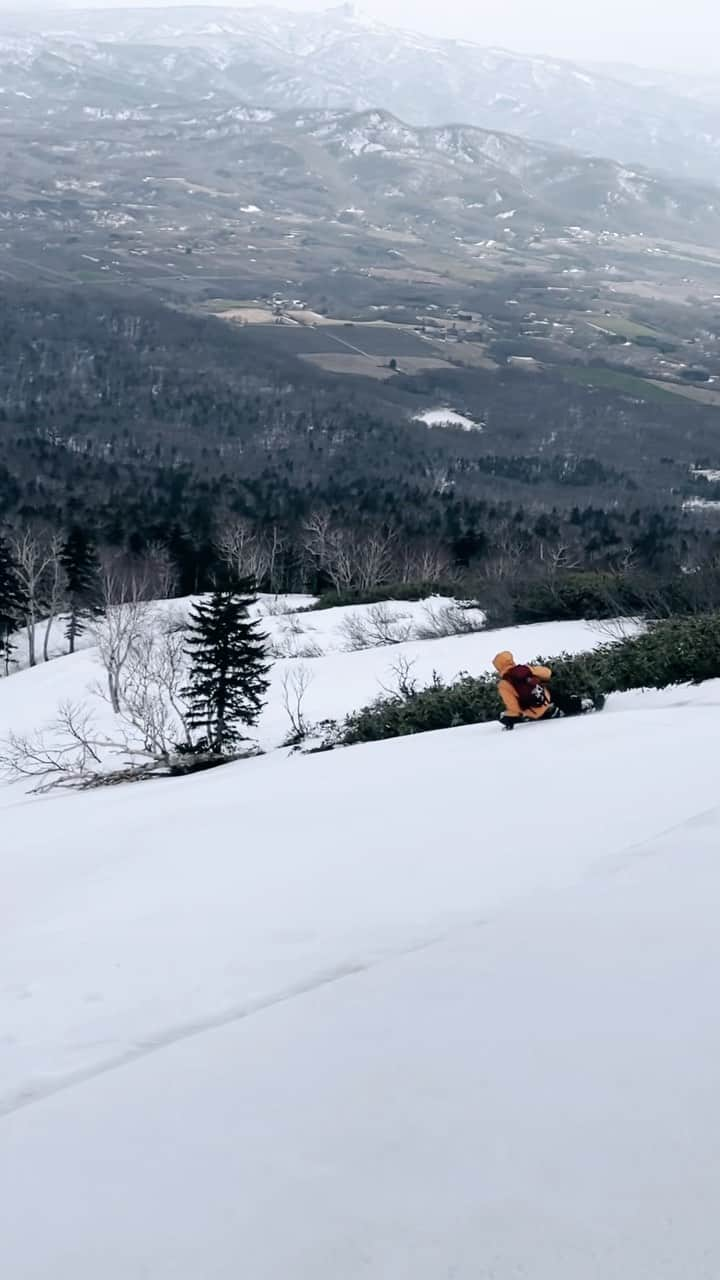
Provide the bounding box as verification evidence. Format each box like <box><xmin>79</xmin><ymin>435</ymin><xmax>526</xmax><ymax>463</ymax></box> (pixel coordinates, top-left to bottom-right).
<box><xmin>266</xmin><ymin>599</ymin><xmax>484</xmax><ymax>659</ymax></box>
<box><xmin>341</xmin><ymin>612</ymin><xmax>720</xmax><ymax>744</ymax></box>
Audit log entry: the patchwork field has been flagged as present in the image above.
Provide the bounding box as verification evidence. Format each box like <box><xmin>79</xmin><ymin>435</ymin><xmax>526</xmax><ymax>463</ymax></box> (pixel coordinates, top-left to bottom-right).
<box><xmin>300</xmin><ymin>354</ymin><xmax>397</xmax><ymax>379</ymax></box>
<box><xmin>228</xmin><ymin>318</ymin><xmax>456</xmax><ymax>377</ymax></box>
<box><xmin>647</xmin><ymin>379</ymin><xmax>720</xmax><ymax>406</ymax></box>
<box><xmin>560</xmin><ymin>365</ymin><xmax>682</xmax><ymax>403</ymax></box>
<box><xmin>300</xmin><ymin>353</ymin><xmax>454</xmax><ymax>378</ymax></box>
<box><xmin>584</xmin><ymin>313</ymin><xmax>672</xmax><ymax>341</ymax></box>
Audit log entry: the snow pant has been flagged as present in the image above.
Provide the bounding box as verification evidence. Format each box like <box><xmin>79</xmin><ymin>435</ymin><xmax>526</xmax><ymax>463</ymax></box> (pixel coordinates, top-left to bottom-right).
<box><xmin>500</xmin><ymin>688</ymin><xmax>585</xmax><ymax>729</ymax></box>
<box><xmin>542</xmin><ymin>688</ymin><xmax>585</xmax><ymax>718</ymax></box>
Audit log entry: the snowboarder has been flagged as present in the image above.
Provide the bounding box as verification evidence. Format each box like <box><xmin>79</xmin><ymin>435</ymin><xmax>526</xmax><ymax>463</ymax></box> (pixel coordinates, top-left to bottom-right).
<box><xmin>492</xmin><ymin>650</ymin><xmax>597</xmax><ymax>730</ymax></box>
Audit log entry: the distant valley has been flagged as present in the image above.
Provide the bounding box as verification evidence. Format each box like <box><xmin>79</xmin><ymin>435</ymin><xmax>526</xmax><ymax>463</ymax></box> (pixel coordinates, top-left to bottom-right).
<box><xmin>3</xmin><ymin>4</ymin><xmax>720</xmax><ymax>594</ymax></box>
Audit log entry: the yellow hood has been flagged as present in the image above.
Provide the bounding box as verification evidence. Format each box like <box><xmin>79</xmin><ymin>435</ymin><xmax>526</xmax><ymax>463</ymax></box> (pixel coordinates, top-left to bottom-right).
<box><xmin>493</xmin><ymin>651</ymin><xmax>515</xmax><ymax>675</ymax></box>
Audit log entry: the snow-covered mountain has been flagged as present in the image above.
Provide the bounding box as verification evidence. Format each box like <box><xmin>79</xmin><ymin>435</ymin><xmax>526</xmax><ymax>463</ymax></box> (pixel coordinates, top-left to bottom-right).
<box><xmin>295</xmin><ymin>108</ymin><xmax>720</xmax><ymax>243</ymax></box>
<box><xmin>2</xmin><ymin>4</ymin><xmax>720</xmax><ymax>183</ymax></box>
<box><xmin>2</xmin><ymin>593</ymin><xmax>720</xmax><ymax>1276</ymax></box>
<box><xmin>4</xmin><ymin>95</ymin><xmax>720</xmax><ymax>258</ymax></box>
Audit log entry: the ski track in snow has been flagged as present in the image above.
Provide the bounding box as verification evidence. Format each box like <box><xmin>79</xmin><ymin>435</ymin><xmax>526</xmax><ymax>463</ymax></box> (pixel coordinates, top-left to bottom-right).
<box><xmin>3</xmin><ymin>601</ymin><xmax>720</xmax><ymax>1277</ymax></box>
<box><xmin>0</xmin><ymin>924</ymin><xmax>488</xmax><ymax>1119</ymax></box>
<box><xmin>2</xmin><ymin>711</ymin><xmax>717</xmax><ymax>1120</ymax></box>
<box><xmin>2</xmin><ymin>797</ymin><xmax>715</xmax><ymax>1123</ymax></box>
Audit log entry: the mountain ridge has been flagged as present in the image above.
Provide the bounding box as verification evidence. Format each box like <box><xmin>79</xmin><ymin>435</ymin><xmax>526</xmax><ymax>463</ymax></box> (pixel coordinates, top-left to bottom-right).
<box><xmin>2</xmin><ymin>4</ymin><xmax>720</xmax><ymax>183</ymax></box>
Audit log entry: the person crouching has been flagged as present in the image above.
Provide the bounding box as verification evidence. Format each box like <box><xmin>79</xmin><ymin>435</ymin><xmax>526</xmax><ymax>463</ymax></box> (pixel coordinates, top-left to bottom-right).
<box><xmin>492</xmin><ymin>650</ymin><xmax>592</xmax><ymax>730</ymax></box>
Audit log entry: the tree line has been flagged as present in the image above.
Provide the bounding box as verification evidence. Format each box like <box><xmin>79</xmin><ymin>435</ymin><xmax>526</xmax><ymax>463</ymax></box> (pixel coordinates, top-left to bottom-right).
<box><xmin>3</xmin><ymin>280</ymin><xmax>720</xmax><ymax>653</ymax></box>
<box><xmin>3</xmin><ymin>496</ymin><xmax>719</xmax><ymax>679</ymax></box>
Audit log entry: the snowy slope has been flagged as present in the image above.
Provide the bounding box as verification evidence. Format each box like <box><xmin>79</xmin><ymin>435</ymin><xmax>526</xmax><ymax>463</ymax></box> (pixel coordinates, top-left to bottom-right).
<box><xmin>0</xmin><ymin>594</ymin><xmax>618</xmax><ymax>770</ymax></box>
<box><xmin>2</xmin><ymin>680</ymin><xmax>720</xmax><ymax>1276</ymax></box>
<box><xmin>2</xmin><ymin>601</ymin><xmax>720</xmax><ymax>1276</ymax></box>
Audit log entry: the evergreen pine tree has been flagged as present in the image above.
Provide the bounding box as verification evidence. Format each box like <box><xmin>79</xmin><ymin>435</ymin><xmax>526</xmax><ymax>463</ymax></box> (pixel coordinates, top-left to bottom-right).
<box><xmin>0</xmin><ymin>534</ymin><xmax>26</xmax><ymax>675</ymax></box>
<box><xmin>60</xmin><ymin>525</ymin><xmax>100</xmax><ymax>654</ymax></box>
<box><xmin>183</xmin><ymin>579</ymin><xmax>270</xmax><ymax>755</ymax></box>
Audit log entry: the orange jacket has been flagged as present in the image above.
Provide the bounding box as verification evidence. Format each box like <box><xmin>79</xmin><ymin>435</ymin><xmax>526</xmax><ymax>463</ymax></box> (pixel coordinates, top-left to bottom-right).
<box><xmin>492</xmin><ymin>651</ymin><xmax>553</xmax><ymax>720</ymax></box>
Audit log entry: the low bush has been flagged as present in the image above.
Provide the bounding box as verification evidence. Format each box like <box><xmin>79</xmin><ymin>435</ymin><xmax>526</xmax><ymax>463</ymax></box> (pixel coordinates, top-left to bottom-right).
<box><xmin>511</xmin><ymin>572</ymin><xmax>644</xmax><ymax>624</ymax></box>
<box><xmin>342</xmin><ymin>672</ymin><xmax>499</xmax><ymax>745</ymax></box>
<box><xmin>414</xmin><ymin>601</ymin><xmax>485</xmax><ymax>640</ymax></box>
<box><xmin>505</xmin><ymin>567</ymin><xmax>720</xmax><ymax>627</ymax></box>
<box><xmin>311</xmin><ymin>582</ymin><xmax>454</xmax><ymax>610</ymax></box>
<box><xmin>341</xmin><ymin>612</ymin><xmax>720</xmax><ymax>746</ymax></box>
<box><xmin>340</xmin><ymin>604</ymin><xmax>415</xmax><ymax>651</ymax></box>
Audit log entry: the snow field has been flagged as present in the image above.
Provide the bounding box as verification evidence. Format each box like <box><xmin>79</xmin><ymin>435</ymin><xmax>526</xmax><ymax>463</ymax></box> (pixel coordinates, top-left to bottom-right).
<box><xmin>0</xmin><ymin>593</ymin><xmax>624</xmax><ymax>777</ymax></box>
<box><xmin>5</xmin><ymin>797</ymin><xmax>720</xmax><ymax>1279</ymax></box>
<box><xmin>2</xmin><ymin>598</ymin><xmax>718</xmax><ymax>1276</ymax></box>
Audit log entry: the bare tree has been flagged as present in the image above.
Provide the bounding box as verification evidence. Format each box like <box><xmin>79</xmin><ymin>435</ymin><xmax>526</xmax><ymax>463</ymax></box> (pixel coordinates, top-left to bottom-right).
<box><xmin>302</xmin><ymin>513</ymin><xmax>332</xmax><ymax>574</ymax></box>
<box><xmin>281</xmin><ymin>663</ymin><xmax>314</xmax><ymax>745</ymax></box>
<box><xmin>340</xmin><ymin>603</ymin><xmax>414</xmax><ymax>651</ymax></box>
<box><xmin>217</xmin><ymin>520</ymin><xmax>269</xmax><ymax>586</ymax></box>
<box><xmin>12</xmin><ymin>531</ymin><xmax>58</xmax><ymax>667</ymax></box>
<box><xmin>268</xmin><ymin>614</ymin><xmax>323</xmax><ymax>660</ymax></box>
<box><xmin>94</xmin><ymin>555</ymin><xmax>158</xmax><ymax>713</ymax></box>
<box><xmin>2</xmin><ymin>613</ymin><xmax>197</xmax><ymax>792</ymax></box>
<box><xmin>0</xmin><ymin>681</ymin><xmax>193</xmax><ymax>793</ymax></box>
<box><xmin>94</xmin><ymin>597</ymin><xmax>150</xmax><ymax>714</ymax></box>
<box><xmin>95</xmin><ymin>611</ymin><xmax>193</xmax><ymax>758</ymax></box>
<box><xmin>0</xmin><ymin>701</ymin><xmax>106</xmax><ymax>791</ymax></box>
<box><xmin>42</xmin><ymin>534</ymin><xmax>65</xmax><ymax>664</ymax></box>
<box><xmin>265</xmin><ymin>525</ymin><xmax>286</xmax><ymax>594</ymax></box>
<box><xmin>303</xmin><ymin>515</ymin><xmax>397</xmax><ymax>594</ymax></box>
<box><xmin>415</xmin><ymin>600</ymin><xmax>485</xmax><ymax>641</ymax></box>
<box><xmin>477</xmin><ymin>525</ymin><xmax>528</xmax><ymax>582</ymax></box>
<box><xmin>302</xmin><ymin>513</ymin><xmax>354</xmax><ymax>592</ymax></box>
<box><xmin>537</xmin><ymin>541</ymin><xmax>583</xmax><ymax>572</ymax></box>
<box><xmin>399</xmin><ymin>542</ymin><xmax>458</xmax><ymax>586</ymax></box>
<box><xmin>379</xmin><ymin>654</ymin><xmax>419</xmax><ymax>700</ymax></box>
<box><xmin>144</xmin><ymin>541</ymin><xmax>178</xmax><ymax>600</ymax></box>
<box><xmin>99</xmin><ymin>545</ymin><xmax>177</xmax><ymax>607</ymax></box>
<box><xmin>354</xmin><ymin>529</ymin><xmax>397</xmax><ymax>592</ymax></box>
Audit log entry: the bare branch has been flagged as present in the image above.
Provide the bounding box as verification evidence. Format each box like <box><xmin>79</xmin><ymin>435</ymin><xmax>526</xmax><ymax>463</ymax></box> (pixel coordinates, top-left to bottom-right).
<box><xmin>415</xmin><ymin>600</ymin><xmax>485</xmax><ymax>641</ymax></box>
<box><xmin>93</xmin><ymin>595</ymin><xmax>151</xmax><ymax>713</ymax></box>
<box><xmin>42</xmin><ymin>534</ymin><xmax>65</xmax><ymax>664</ymax></box>
<box><xmin>0</xmin><ymin>700</ymin><xmax>133</xmax><ymax>791</ymax></box>
<box><xmin>281</xmin><ymin>663</ymin><xmax>314</xmax><ymax>745</ymax></box>
<box><xmin>11</xmin><ymin>530</ymin><xmax>61</xmax><ymax>668</ymax></box>
<box><xmin>378</xmin><ymin>654</ymin><xmax>419</xmax><ymax>699</ymax></box>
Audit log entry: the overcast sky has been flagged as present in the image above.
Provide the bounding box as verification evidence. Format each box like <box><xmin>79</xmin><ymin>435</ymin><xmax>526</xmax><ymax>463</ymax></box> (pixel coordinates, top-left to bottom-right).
<box><xmin>2</xmin><ymin>0</ymin><xmax>717</xmax><ymax>73</ymax></box>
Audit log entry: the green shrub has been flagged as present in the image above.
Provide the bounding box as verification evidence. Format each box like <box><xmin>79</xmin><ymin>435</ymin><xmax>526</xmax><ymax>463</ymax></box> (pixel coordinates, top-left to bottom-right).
<box><xmin>507</xmin><ymin>569</ymin><xmax>720</xmax><ymax>627</ymax></box>
<box><xmin>341</xmin><ymin>613</ymin><xmax>720</xmax><ymax>746</ymax></box>
<box><xmin>343</xmin><ymin>672</ymin><xmax>499</xmax><ymax>745</ymax></box>
<box><xmin>511</xmin><ymin>571</ymin><xmax>647</xmax><ymax>624</ymax></box>
<box><xmin>311</xmin><ymin>581</ymin><xmax>454</xmax><ymax>610</ymax></box>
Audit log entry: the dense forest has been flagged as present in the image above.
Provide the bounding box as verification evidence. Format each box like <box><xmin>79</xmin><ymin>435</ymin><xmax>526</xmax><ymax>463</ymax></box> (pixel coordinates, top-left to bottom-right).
<box><xmin>2</xmin><ymin>284</ymin><xmax>720</xmax><ymax>638</ymax></box>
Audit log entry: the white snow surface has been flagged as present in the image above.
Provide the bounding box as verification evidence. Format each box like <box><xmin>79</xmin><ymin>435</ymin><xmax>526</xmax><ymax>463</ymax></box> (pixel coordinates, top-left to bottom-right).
<box><xmin>682</xmin><ymin>497</ymin><xmax>720</xmax><ymax>511</ymax></box>
<box><xmin>2</xmin><ymin>601</ymin><xmax>720</xmax><ymax>1277</ymax></box>
<box><xmin>413</xmin><ymin>407</ymin><xmax>482</xmax><ymax>431</ymax></box>
<box><xmin>1</xmin><ymin>596</ymin><xmax>612</xmax><ymax>766</ymax></box>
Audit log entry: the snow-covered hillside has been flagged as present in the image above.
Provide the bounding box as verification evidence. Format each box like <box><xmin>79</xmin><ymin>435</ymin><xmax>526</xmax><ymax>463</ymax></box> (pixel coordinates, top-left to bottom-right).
<box><xmin>2</xmin><ymin>600</ymin><xmax>720</xmax><ymax>1276</ymax></box>
<box><xmin>3</xmin><ymin>4</ymin><xmax>719</xmax><ymax>183</ymax></box>
<box><xmin>0</xmin><ymin>594</ymin><xmax>617</xmax><ymax>777</ymax></box>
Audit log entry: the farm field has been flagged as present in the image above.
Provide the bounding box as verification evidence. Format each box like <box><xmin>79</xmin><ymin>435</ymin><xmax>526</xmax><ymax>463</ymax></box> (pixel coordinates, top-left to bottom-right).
<box><xmin>584</xmin><ymin>313</ymin><xmax>672</xmax><ymax>340</ymax></box>
<box><xmin>300</xmin><ymin>353</ymin><xmax>454</xmax><ymax>378</ymax></box>
<box><xmin>238</xmin><ymin>321</ymin><xmax>447</xmax><ymax>359</ymax></box>
<box><xmin>560</xmin><ymin>365</ymin><xmax>681</xmax><ymax>403</ymax></box>
<box><xmin>647</xmin><ymin>379</ymin><xmax>720</xmax><ymax>406</ymax></box>
<box><xmin>300</xmin><ymin>354</ymin><xmax>397</xmax><ymax>379</ymax></box>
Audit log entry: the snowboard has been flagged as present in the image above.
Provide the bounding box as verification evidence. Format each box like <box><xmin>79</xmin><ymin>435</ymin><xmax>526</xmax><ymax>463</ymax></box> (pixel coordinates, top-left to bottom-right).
<box><xmin>502</xmin><ymin>694</ymin><xmax>605</xmax><ymax>729</ymax></box>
